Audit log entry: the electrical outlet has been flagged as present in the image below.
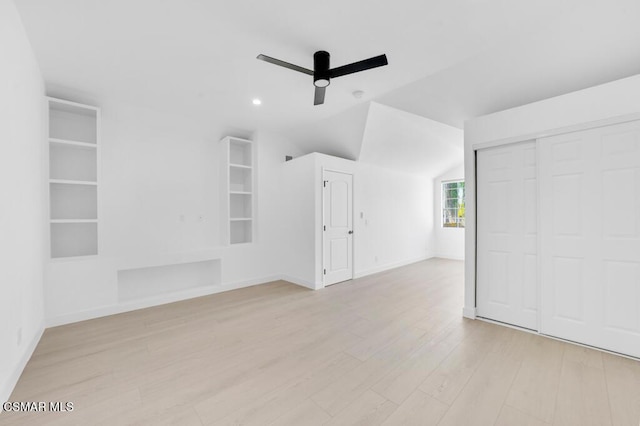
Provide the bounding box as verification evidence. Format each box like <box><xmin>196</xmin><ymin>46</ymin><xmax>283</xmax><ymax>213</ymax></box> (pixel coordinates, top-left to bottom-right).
<box><xmin>17</xmin><ymin>327</ymin><xmax>22</xmax><ymax>346</ymax></box>
<box><xmin>179</xmin><ymin>214</ymin><xmax>185</xmax><ymax>223</ymax></box>
<box><xmin>197</xmin><ymin>214</ymin><xmax>204</xmax><ymax>222</ymax></box>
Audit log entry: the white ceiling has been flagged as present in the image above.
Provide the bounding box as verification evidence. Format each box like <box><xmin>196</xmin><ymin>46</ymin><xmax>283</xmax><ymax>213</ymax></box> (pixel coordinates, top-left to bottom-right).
<box><xmin>359</xmin><ymin>103</ymin><xmax>463</xmax><ymax>178</ymax></box>
<box><xmin>14</xmin><ymin>0</ymin><xmax>640</xmax><ymax>162</ymax></box>
<box><xmin>280</xmin><ymin>102</ymin><xmax>463</xmax><ymax>179</ymax></box>
<box><xmin>378</xmin><ymin>0</ymin><xmax>640</xmax><ymax>128</ymax></box>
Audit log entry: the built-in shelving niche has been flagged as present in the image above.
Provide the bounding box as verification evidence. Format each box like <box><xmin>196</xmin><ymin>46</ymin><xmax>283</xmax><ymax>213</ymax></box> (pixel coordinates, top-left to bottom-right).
<box><xmin>221</xmin><ymin>137</ymin><xmax>255</xmax><ymax>245</ymax></box>
<box><xmin>48</xmin><ymin>98</ymin><xmax>100</xmax><ymax>258</ymax></box>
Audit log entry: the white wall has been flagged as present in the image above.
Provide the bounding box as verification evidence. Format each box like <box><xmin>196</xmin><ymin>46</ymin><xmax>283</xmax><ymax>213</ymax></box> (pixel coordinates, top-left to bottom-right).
<box><xmin>44</xmin><ymin>98</ymin><xmax>305</xmax><ymax>323</ymax></box>
<box><xmin>100</xmin><ymin>102</ymin><xmax>302</xmax><ymax>284</ymax></box>
<box><xmin>222</xmin><ymin>129</ymin><xmax>306</xmax><ymax>285</ymax></box>
<box><xmin>281</xmin><ymin>152</ymin><xmax>436</xmax><ymax>288</ymax></box>
<box><xmin>280</xmin><ymin>154</ymin><xmax>317</xmax><ymax>287</ymax></box>
<box><xmin>354</xmin><ymin>162</ymin><xmax>435</xmax><ymax>277</ymax></box>
<box><xmin>464</xmin><ymin>73</ymin><xmax>640</xmax><ymax>318</ymax></box>
<box><xmin>0</xmin><ymin>0</ymin><xmax>46</xmax><ymax>402</ymax></box>
<box><xmin>0</xmin><ymin>7</ymin><xmax>448</xmax><ymax>394</ymax></box>
<box><xmin>434</xmin><ymin>163</ymin><xmax>465</xmax><ymax>260</ymax></box>
<box><xmin>100</xmin><ymin>102</ymin><xmax>219</xmax><ymax>258</ymax></box>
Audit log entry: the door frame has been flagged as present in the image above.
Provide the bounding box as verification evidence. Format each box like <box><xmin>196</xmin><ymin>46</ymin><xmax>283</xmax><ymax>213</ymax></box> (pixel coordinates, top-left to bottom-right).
<box><xmin>321</xmin><ymin>167</ymin><xmax>355</xmax><ymax>287</ymax></box>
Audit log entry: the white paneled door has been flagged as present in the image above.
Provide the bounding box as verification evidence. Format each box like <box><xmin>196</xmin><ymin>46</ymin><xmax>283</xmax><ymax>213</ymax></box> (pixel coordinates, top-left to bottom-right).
<box><xmin>477</xmin><ymin>141</ymin><xmax>538</xmax><ymax>330</ymax></box>
<box><xmin>539</xmin><ymin>121</ymin><xmax>640</xmax><ymax>358</ymax></box>
<box><xmin>323</xmin><ymin>170</ymin><xmax>353</xmax><ymax>286</ymax></box>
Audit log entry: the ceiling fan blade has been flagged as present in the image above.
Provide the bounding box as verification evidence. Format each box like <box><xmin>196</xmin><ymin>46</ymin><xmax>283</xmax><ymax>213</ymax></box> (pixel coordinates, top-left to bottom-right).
<box><xmin>257</xmin><ymin>54</ymin><xmax>314</xmax><ymax>76</ymax></box>
<box><xmin>329</xmin><ymin>54</ymin><xmax>388</xmax><ymax>78</ymax></box>
<box><xmin>314</xmin><ymin>86</ymin><xmax>326</xmax><ymax>105</ymax></box>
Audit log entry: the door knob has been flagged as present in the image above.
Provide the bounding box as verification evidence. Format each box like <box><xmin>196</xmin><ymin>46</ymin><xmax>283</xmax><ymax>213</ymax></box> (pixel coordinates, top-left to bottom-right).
<box><xmin>348</xmin><ymin>230</ymin><xmax>353</xmax><ymax>234</ymax></box>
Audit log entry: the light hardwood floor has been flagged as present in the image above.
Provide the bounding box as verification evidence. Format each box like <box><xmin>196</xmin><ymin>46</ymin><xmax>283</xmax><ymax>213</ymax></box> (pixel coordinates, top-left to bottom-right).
<box><xmin>1</xmin><ymin>259</ymin><xmax>639</xmax><ymax>425</ymax></box>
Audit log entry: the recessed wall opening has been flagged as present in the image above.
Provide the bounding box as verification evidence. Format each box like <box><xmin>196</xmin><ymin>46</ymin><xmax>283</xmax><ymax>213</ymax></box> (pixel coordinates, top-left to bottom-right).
<box><xmin>117</xmin><ymin>259</ymin><xmax>222</xmax><ymax>302</ymax></box>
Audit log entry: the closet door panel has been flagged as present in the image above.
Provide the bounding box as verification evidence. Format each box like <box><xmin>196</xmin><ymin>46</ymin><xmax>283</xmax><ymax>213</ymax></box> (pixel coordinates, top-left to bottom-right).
<box><xmin>477</xmin><ymin>141</ymin><xmax>538</xmax><ymax>330</ymax></box>
<box><xmin>539</xmin><ymin>120</ymin><xmax>640</xmax><ymax>358</ymax></box>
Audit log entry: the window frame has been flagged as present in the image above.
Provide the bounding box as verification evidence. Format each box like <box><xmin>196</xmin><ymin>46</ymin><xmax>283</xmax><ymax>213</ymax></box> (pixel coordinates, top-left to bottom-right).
<box><xmin>441</xmin><ymin>179</ymin><xmax>465</xmax><ymax>229</ymax></box>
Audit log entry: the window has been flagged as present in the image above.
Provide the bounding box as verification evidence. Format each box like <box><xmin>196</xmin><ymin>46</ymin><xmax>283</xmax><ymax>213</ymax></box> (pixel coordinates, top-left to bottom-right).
<box><xmin>442</xmin><ymin>180</ymin><xmax>465</xmax><ymax>228</ymax></box>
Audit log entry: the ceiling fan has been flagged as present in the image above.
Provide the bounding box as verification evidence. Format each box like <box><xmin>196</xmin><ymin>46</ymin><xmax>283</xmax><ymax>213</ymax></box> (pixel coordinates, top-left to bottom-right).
<box><xmin>256</xmin><ymin>51</ymin><xmax>388</xmax><ymax>105</ymax></box>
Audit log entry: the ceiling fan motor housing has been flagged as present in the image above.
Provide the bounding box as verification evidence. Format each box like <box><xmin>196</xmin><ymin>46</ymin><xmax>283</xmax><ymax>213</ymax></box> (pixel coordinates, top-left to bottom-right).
<box><xmin>256</xmin><ymin>49</ymin><xmax>387</xmax><ymax>105</ymax></box>
<box><xmin>313</xmin><ymin>51</ymin><xmax>330</xmax><ymax>87</ymax></box>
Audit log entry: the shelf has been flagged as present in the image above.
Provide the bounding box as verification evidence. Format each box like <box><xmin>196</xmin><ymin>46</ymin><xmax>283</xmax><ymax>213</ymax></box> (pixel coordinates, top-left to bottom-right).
<box><xmin>51</xmin><ymin>219</ymin><xmax>98</xmax><ymax>224</ymax></box>
<box><xmin>50</xmin><ymin>182</ymin><xmax>97</xmax><ymax>220</ymax></box>
<box><xmin>229</xmin><ymin>167</ymin><xmax>252</xmax><ymax>192</ymax></box>
<box><xmin>229</xmin><ymin>141</ymin><xmax>252</xmax><ymax>166</ymax></box>
<box><xmin>230</xmin><ymin>193</ymin><xmax>252</xmax><ymax>218</ymax></box>
<box><xmin>229</xmin><ymin>191</ymin><xmax>252</xmax><ymax>195</ymax></box>
<box><xmin>230</xmin><ymin>218</ymin><xmax>252</xmax><ymax>221</ymax></box>
<box><xmin>48</xmin><ymin>97</ymin><xmax>99</xmax><ymax>111</ymax></box>
<box><xmin>49</xmin><ymin>254</ymin><xmax>99</xmax><ymax>262</ymax></box>
<box><xmin>230</xmin><ymin>220</ymin><xmax>252</xmax><ymax>244</ymax></box>
<box><xmin>49</xmin><ymin>138</ymin><xmax>98</xmax><ymax>149</ymax></box>
<box><xmin>116</xmin><ymin>249</ymin><xmax>224</xmax><ymax>271</ymax></box>
<box><xmin>51</xmin><ymin>222</ymin><xmax>98</xmax><ymax>258</ymax></box>
<box><xmin>50</xmin><ymin>179</ymin><xmax>97</xmax><ymax>186</ymax></box>
<box><xmin>49</xmin><ymin>101</ymin><xmax>97</xmax><ymax>144</ymax></box>
<box><xmin>50</xmin><ymin>143</ymin><xmax>97</xmax><ymax>182</ymax></box>
<box><xmin>229</xmin><ymin>163</ymin><xmax>252</xmax><ymax>169</ymax></box>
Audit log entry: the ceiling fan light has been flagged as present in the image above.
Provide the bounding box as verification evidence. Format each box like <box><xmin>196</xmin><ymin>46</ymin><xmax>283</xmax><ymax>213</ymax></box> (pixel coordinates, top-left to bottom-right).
<box><xmin>314</xmin><ymin>78</ymin><xmax>330</xmax><ymax>88</ymax></box>
<box><xmin>257</xmin><ymin>50</ymin><xmax>387</xmax><ymax>105</ymax></box>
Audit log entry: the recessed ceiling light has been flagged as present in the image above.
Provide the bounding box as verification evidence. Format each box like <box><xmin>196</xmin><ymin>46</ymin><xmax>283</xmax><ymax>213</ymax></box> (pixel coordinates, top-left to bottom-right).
<box><xmin>252</xmin><ymin>98</ymin><xmax>262</xmax><ymax>105</ymax></box>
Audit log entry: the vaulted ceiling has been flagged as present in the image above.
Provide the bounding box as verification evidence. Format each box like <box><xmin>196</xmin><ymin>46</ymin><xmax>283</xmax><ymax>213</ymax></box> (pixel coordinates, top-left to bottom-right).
<box><xmin>14</xmin><ymin>0</ymin><xmax>640</xmax><ymax>164</ymax></box>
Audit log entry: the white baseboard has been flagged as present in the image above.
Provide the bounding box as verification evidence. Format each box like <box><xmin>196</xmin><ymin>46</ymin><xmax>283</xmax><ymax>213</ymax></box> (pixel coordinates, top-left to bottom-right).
<box><xmin>45</xmin><ymin>254</ymin><xmax>440</xmax><ymax>327</ymax></box>
<box><xmin>46</xmin><ymin>276</ymin><xmax>280</xmax><ymax>327</ymax></box>
<box><xmin>44</xmin><ymin>254</ymin><xmax>446</xmax><ymax>327</ymax></box>
<box><xmin>279</xmin><ymin>274</ymin><xmax>317</xmax><ymax>290</ymax></box>
<box><xmin>354</xmin><ymin>255</ymin><xmax>433</xmax><ymax>279</ymax></box>
<box><xmin>0</xmin><ymin>322</ymin><xmax>44</xmax><ymax>404</ymax></box>
<box><xmin>435</xmin><ymin>254</ymin><xmax>465</xmax><ymax>261</ymax></box>
<box><xmin>463</xmin><ymin>306</ymin><xmax>477</xmax><ymax>319</ymax></box>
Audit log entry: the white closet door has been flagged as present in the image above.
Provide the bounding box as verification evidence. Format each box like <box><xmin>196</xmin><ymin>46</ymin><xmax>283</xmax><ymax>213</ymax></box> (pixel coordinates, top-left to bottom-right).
<box><xmin>477</xmin><ymin>141</ymin><xmax>538</xmax><ymax>330</ymax></box>
<box><xmin>539</xmin><ymin>120</ymin><xmax>640</xmax><ymax>358</ymax></box>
